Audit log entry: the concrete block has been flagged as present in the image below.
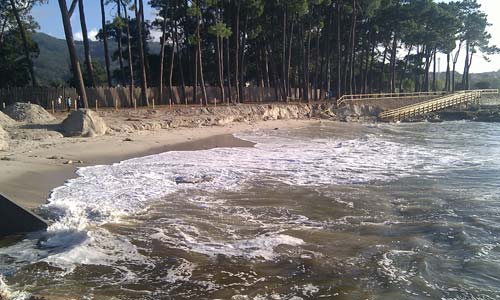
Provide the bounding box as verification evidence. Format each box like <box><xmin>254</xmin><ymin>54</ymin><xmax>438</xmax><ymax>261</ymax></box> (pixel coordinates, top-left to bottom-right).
<box><xmin>0</xmin><ymin>194</ymin><xmax>48</xmax><ymax>236</ymax></box>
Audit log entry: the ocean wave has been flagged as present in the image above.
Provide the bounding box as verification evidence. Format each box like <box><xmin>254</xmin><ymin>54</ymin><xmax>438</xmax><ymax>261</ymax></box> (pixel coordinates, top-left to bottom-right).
<box><xmin>0</xmin><ymin>124</ymin><xmax>480</xmax><ymax>298</ymax></box>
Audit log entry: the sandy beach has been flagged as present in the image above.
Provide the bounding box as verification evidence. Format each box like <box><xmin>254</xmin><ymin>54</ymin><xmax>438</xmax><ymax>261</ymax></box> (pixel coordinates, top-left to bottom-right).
<box><xmin>0</xmin><ymin>107</ymin><xmax>318</xmax><ymax>210</ymax></box>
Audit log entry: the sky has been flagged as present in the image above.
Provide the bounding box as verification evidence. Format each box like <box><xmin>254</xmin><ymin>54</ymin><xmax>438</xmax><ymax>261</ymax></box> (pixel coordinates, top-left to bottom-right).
<box><xmin>31</xmin><ymin>1</ymin><xmax>159</xmax><ymax>41</ymax></box>
<box><xmin>31</xmin><ymin>0</ymin><xmax>500</xmax><ymax>74</ymax></box>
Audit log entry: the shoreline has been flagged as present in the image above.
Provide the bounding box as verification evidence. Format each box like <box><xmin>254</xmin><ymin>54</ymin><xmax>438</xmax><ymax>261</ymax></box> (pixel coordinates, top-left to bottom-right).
<box><xmin>0</xmin><ymin>119</ymin><xmax>319</xmax><ymax>211</ymax></box>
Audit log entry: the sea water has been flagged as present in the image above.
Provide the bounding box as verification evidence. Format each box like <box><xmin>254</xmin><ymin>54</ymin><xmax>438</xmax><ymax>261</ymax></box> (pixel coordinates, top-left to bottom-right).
<box><xmin>0</xmin><ymin>121</ymin><xmax>499</xmax><ymax>299</ymax></box>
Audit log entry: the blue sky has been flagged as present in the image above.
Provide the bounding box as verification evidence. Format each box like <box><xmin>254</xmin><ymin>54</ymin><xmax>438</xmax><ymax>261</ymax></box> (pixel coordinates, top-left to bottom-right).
<box><xmin>32</xmin><ymin>0</ymin><xmax>500</xmax><ymax>73</ymax></box>
<box><xmin>32</xmin><ymin>1</ymin><xmax>158</xmax><ymax>41</ymax></box>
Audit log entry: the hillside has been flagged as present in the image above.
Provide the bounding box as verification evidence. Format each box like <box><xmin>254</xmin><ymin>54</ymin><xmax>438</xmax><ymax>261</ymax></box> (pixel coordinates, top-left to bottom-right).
<box><xmin>32</xmin><ymin>32</ymin><xmax>160</xmax><ymax>86</ymax></box>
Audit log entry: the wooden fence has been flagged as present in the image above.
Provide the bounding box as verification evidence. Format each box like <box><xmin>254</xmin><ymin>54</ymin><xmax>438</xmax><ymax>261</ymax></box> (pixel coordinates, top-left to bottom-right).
<box><xmin>0</xmin><ymin>86</ymin><xmax>315</xmax><ymax>110</ymax></box>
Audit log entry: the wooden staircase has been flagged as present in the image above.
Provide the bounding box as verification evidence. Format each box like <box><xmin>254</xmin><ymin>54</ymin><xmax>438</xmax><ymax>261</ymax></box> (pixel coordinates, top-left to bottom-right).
<box><xmin>378</xmin><ymin>89</ymin><xmax>498</xmax><ymax>122</ymax></box>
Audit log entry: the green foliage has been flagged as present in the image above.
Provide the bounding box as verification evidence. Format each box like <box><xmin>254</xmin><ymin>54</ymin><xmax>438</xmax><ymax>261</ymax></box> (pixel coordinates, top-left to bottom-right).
<box><xmin>5</xmin><ymin>0</ymin><xmax>498</xmax><ymax>95</ymax></box>
<box><xmin>208</xmin><ymin>22</ymin><xmax>232</xmax><ymax>38</ymax></box>
<box><xmin>0</xmin><ymin>31</ymin><xmax>37</xmax><ymax>87</ymax></box>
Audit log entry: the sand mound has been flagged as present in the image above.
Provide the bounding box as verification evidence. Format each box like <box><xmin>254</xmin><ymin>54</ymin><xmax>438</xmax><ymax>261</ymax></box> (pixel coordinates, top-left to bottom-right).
<box><xmin>61</xmin><ymin>109</ymin><xmax>108</xmax><ymax>137</ymax></box>
<box><xmin>0</xmin><ymin>125</ymin><xmax>8</xmax><ymax>151</ymax></box>
<box><xmin>4</xmin><ymin>102</ymin><xmax>56</xmax><ymax>124</ymax></box>
<box><xmin>0</xmin><ymin>111</ymin><xmax>16</xmax><ymax>127</ymax></box>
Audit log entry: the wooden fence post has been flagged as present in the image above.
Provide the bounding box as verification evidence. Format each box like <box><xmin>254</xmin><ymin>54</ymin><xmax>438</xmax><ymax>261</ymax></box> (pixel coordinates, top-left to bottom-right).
<box><xmin>51</xmin><ymin>100</ymin><xmax>55</xmax><ymax>114</ymax></box>
<box><xmin>95</xmin><ymin>99</ymin><xmax>98</xmax><ymax>112</ymax></box>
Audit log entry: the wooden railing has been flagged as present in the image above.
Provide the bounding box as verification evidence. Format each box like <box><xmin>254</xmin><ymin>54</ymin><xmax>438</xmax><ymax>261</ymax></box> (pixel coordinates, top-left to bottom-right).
<box><xmin>337</xmin><ymin>91</ymin><xmax>447</xmax><ymax>106</ymax></box>
<box><xmin>378</xmin><ymin>89</ymin><xmax>499</xmax><ymax>122</ymax></box>
<box><xmin>337</xmin><ymin>89</ymin><xmax>499</xmax><ymax>107</ymax></box>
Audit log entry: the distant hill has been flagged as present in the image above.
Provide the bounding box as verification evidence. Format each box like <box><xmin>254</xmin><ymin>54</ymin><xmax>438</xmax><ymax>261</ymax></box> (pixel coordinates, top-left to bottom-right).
<box><xmin>32</xmin><ymin>32</ymin><xmax>160</xmax><ymax>86</ymax></box>
<box><xmin>432</xmin><ymin>70</ymin><xmax>500</xmax><ymax>90</ymax></box>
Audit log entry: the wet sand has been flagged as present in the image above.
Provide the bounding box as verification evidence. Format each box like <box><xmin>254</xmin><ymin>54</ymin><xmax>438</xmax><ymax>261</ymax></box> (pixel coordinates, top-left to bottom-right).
<box><xmin>0</xmin><ymin>119</ymin><xmax>318</xmax><ymax>210</ymax></box>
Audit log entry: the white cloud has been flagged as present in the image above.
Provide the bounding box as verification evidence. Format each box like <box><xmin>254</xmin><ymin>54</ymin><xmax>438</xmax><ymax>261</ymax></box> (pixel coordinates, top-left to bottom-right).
<box><xmin>88</xmin><ymin>29</ymin><xmax>99</xmax><ymax>41</ymax></box>
<box><xmin>74</xmin><ymin>31</ymin><xmax>83</xmax><ymax>41</ymax></box>
<box><xmin>150</xmin><ymin>29</ymin><xmax>162</xmax><ymax>43</ymax></box>
<box><xmin>73</xmin><ymin>28</ymin><xmax>99</xmax><ymax>42</ymax></box>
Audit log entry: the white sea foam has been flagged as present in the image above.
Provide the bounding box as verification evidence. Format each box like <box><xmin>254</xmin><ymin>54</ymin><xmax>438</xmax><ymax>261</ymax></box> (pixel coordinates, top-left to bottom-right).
<box><xmin>0</xmin><ymin>275</ymin><xmax>31</xmax><ymax>300</ymax></box>
<box><xmin>152</xmin><ymin>227</ymin><xmax>304</xmax><ymax>260</ymax></box>
<box><xmin>378</xmin><ymin>250</ymin><xmax>419</xmax><ymax>284</ymax></box>
<box><xmin>0</xmin><ymin>125</ymin><xmax>471</xmax><ymax>290</ymax></box>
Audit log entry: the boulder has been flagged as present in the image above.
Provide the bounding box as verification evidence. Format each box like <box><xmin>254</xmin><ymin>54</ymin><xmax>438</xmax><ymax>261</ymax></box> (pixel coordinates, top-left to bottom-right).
<box><xmin>0</xmin><ymin>125</ymin><xmax>8</xmax><ymax>151</ymax></box>
<box><xmin>4</xmin><ymin>102</ymin><xmax>56</xmax><ymax>124</ymax></box>
<box><xmin>0</xmin><ymin>111</ymin><xmax>16</xmax><ymax>127</ymax></box>
<box><xmin>61</xmin><ymin>109</ymin><xmax>108</xmax><ymax>137</ymax></box>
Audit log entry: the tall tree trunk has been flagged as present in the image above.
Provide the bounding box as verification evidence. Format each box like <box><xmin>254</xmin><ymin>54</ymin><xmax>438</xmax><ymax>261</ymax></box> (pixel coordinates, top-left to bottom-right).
<box><xmin>174</xmin><ymin>22</ymin><xmax>186</xmax><ymax>105</ymax></box>
<box><xmin>451</xmin><ymin>42</ymin><xmax>462</xmax><ymax>92</ymax></box>
<box><xmin>265</xmin><ymin>45</ymin><xmax>271</xmax><ymax>88</ymax></box>
<box><xmin>423</xmin><ymin>48</ymin><xmax>431</xmax><ymax>92</ymax></box>
<box><xmin>380</xmin><ymin>46</ymin><xmax>387</xmax><ymax>92</ymax></box>
<box><xmin>68</xmin><ymin>0</ymin><xmax>78</xmax><ymax>17</ymax></box>
<box><xmin>193</xmin><ymin>47</ymin><xmax>198</xmax><ymax>104</ymax></box>
<box><xmin>234</xmin><ymin>1</ymin><xmax>241</xmax><ymax>103</ymax></box>
<box><xmin>216</xmin><ymin>36</ymin><xmax>225</xmax><ymax>104</ymax></box>
<box><xmin>399</xmin><ymin>45</ymin><xmax>413</xmax><ymax>92</ymax></box>
<box><xmin>445</xmin><ymin>53</ymin><xmax>450</xmax><ymax>91</ymax></box>
<box><xmin>226</xmin><ymin>35</ymin><xmax>232</xmax><ymax>103</ymax></box>
<box><xmin>100</xmin><ymin>0</ymin><xmax>112</xmax><ymax>87</ymax></box>
<box><xmin>0</xmin><ymin>19</ymin><xmax>7</xmax><ymax>51</ymax></box>
<box><xmin>122</xmin><ymin>0</ymin><xmax>134</xmax><ymax>107</ymax></box>
<box><xmin>57</xmin><ymin>0</ymin><xmax>88</xmax><ymax>107</ymax></box>
<box><xmin>343</xmin><ymin>10</ymin><xmax>353</xmax><ymax>96</ymax></box>
<box><xmin>313</xmin><ymin>30</ymin><xmax>321</xmax><ymax>100</ymax></box>
<box><xmin>349</xmin><ymin>0</ymin><xmax>357</xmax><ymax>95</ymax></box>
<box><xmin>258</xmin><ymin>48</ymin><xmax>265</xmax><ymax>101</ymax></box>
<box><xmin>367</xmin><ymin>42</ymin><xmax>376</xmax><ymax>93</ymax></box>
<box><xmin>116</xmin><ymin>0</ymin><xmax>126</xmax><ymax>86</ymax></box>
<box><xmin>336</xmin><ymin>0</ymin><xmax>342</xmax><ymax>100</ymax></box>
<box><xmin>303</xmin><ymin>24</ymin><xmax>309</xmax><ymax>102</ymax></box>
<box><xmin>139</xmin><ymin>0</ymin><xmax>150</xmax><ymax>85</ymax></box>
<box><xmin>432</xmin><ymin>49</ymin><xmax>437</xmax><ymax>91</ymax></box>
<box><xmin>135</xmin><ymin>0</ymin><xmax>149</xmax><ymax>106</ymax></box>
<box><xmin>239</xmin><ymin>14</ymin><xmax>248</xmax><ymax>103</ymax></box>
<box><xmin>462</xmin><ymin>41</ymin><xmax>469</xmax><ymax>90</ymax></box>
<box><xmin>78</xmin><ymin>0</ymin><xmax>95</xmax><ymax>87</ymax></box>
<box><xmin>324</xmin><ymin>4</ymin><xmax>333</xmax><ymax>98</ymax></box>
<box><xmin>282</xmin><ymin>8</ymin><xmax>287</xmax><ymax>101</ymax></box>
<box><xmin>159</xmin><ymin>11</ymin><xmax>167</xmax><ymax>105</ymax></box>
<box><xmin>10</xmin><ymin>0</ymin><xmax>37</xmax><ymax>86</ymax></box>
<box><xmin>287</xmin><ymin>22</ymin><xmax>294</xmax><ymax>98</ymax></box>
<box><xmin>169</xmin><ymin>22</ymin><xmax>176</xmax><ymax>105</ymax></box>
<box><xmin>197</xmin><ymin>22</ymin><xmax>208</xmax><ymax>105</ymax></box>
<box><xmin>389</xmin><ymin>33</ymin><xmax>398</xmax><ymax>93</ymax></box>
<box><xmin>466</xmin><ymin>48</ymin><xmax>473</xmax><ymax>90</ymax></box>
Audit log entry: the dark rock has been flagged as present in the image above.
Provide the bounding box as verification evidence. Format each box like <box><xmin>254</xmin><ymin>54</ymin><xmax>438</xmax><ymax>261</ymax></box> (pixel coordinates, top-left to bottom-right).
<box><xmin>0</xmin><ymin>194</ymin><xmax>48</xmax><ymax>236</ymax></box>
<box><xmin>175</xmin><ymin>175</ymin><xmax>213</xmax><ymax>185</ymax></box>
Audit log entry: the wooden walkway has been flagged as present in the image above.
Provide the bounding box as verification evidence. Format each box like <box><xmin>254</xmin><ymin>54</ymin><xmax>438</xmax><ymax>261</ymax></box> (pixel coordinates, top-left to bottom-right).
<box><xmin>336</xmin><ymin>91</ymin><xmax>447</xmax><ymax>107</ymax></box>
<box><xmin>378</xmin><ymin>89</ymin><xmax>499</xmax><ymax>122</ymax></box>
